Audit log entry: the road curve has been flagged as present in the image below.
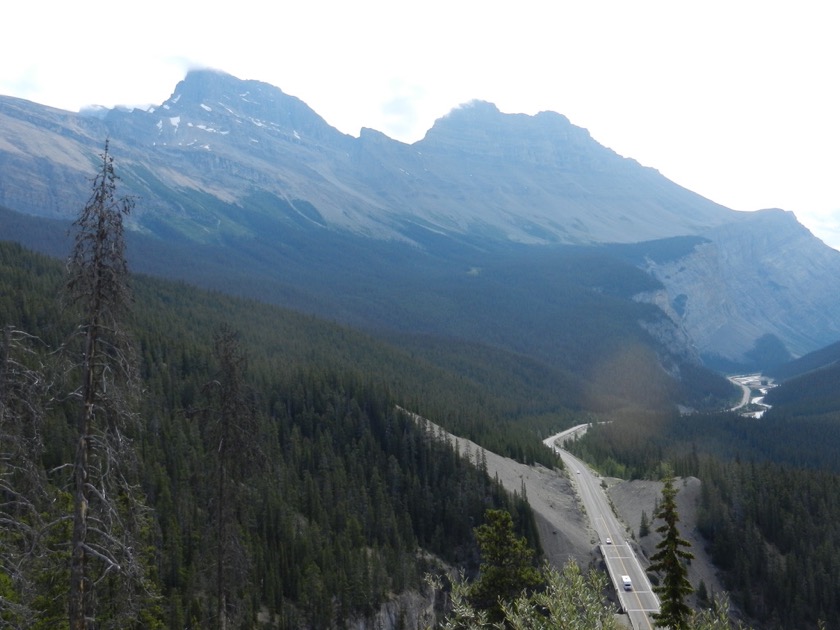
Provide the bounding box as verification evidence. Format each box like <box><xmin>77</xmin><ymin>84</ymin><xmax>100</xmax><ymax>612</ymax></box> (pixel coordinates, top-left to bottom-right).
<box><xmin>727</xmin><ymin>375</ymin><xmax>752</xmax><ymax>411</ymax></box>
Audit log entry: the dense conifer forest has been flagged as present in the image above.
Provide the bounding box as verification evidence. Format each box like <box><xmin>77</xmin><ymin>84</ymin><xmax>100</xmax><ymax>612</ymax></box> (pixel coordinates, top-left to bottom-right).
<box><xmin>1</xmin><ymin>241</ymin><xmax>545</xmax><ymax>628</ymax></box>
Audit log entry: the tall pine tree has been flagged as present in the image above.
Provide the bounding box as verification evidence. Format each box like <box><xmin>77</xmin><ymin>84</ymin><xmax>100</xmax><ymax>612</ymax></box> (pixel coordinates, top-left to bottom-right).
<box><xmin>649</xmin><ymin>475</ymin><xmax>694</xmax><ymax>629</ymax></box>
<box><xmin>202</xmin><ymin>324</ymin><xmax>263</xmax><ymax>629</ymax></box>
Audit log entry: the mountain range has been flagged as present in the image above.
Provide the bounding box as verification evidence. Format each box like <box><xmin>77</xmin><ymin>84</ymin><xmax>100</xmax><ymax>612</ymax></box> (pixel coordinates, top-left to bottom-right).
<box><xmin>2</xmin><ymin>68</ymin><xmax>840</xmax><ymax>373</ymax></box>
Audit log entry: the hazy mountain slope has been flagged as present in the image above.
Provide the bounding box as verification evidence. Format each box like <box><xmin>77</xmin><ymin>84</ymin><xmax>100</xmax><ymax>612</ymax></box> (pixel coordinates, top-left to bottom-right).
<box><xmin>640</xmin><ymin>209</ymin><xmax>840</xmax><ymax>363</ymax></box>
<box><xmin>0</xmin><ymin>69</ymin><xmax>733</xmax><ymax>245</ymax></box>
<box><xmin>387</xmin><ymin>101</ymin><xmax>734</xmax><ymax>244</ymax></box>
<box><xmin>0</xmin><ymin>97</ymin><xmax>100</xmax><ymax>219</ymax></box>
<box><xmin>2</xmin><ymin>68</ymin><xmax>840</xmax><ymax>366</ymax></box>
<box><xmin>3</xmin><ymin>204</ymin><xmax>735</xmax><ymax>413</ymax></box>
<box><xmin>766</xmin><ymin>339</ymin><xmax>840</xmax><ymax>382</ymax></box>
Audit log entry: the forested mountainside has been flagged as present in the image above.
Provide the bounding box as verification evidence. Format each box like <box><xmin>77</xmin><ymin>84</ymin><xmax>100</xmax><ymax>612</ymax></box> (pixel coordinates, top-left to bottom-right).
<box><xmin>0</xmin><ymin>203</ymin><xmax>737</xmax><ymax>417</ymax></box>
<box><xmin>756</xmin><ymin>343</ymin><xmax>840</xmax><ymax>417</ymax></box>
<box><xmin>766</xmin><ymin>339</ymin><xmax>840</xmax><ymax>383</ymax></box>
<box><xmin>762</xmin><ymin>364</ymin><xmax>840</xmax><ymax>418</ymax></box>
<box><xmin>0</xmin><ymin>241</ymin><xmax>545</xmax><ymax>628</ymax></box>
<box><xmin>569</xmin><ymin>384</ymin><xmax>840</xmax><ymax>629</ymax></box>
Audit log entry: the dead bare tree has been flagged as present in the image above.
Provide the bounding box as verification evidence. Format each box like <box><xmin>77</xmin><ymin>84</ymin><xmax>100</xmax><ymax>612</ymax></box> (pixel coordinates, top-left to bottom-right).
<box><xmin>64</xmin><ymin>140</ymin><xmax>156</xmax><ymax>629</ymax></box>
<box><xmin>0</xmin><ymin>325</ymin><xmax>52</xmax><ymax>628</ymax></box>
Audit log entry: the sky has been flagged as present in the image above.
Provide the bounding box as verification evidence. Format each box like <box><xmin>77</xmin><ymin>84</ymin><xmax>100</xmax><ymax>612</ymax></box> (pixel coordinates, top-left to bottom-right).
<box><xmin>3</xmin><ymin>1</ymin><xmax>839</xmax><ymax>248</ymax></box>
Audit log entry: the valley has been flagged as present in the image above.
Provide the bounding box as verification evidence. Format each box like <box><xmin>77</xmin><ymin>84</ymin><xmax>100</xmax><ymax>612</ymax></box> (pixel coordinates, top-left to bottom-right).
<box><xmin>728</xmin><ymin>374</ymin><xmax>777</xmax><ymax>417</ymax></box>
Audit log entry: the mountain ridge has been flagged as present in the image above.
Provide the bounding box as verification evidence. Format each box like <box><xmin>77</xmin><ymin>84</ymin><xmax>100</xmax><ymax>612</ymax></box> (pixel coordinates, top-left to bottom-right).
<box><xmin>1</xmin><ymin>68</ymin><xmax>736</xmax><ymax>244</ymax></box>
<box><xmin>2</xmin><ymin>68</ymin><xmax>840</xmax><ymax>365</ymax></box>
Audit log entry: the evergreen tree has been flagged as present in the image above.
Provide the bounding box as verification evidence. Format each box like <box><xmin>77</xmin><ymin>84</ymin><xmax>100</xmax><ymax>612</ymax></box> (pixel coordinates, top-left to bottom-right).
<box><xmin>438</xmin><ymin>559</ymin><xmax>621</xmax><ymax>630</ymax></box>
<box><xmin>640</xmin><ymin>510</ymin><xmax>650</xmax><ymax>537</ymax></box>
<box><xmin>649</xmin><ymin>474</ymin><xmax>694</xmax><ymax>629</ymax></box>
<box><xmin>470</xmin><ymin>509</ymin><xmax>542</xmax><ymax>620</ymax></box>
<box><xmin>436</xmin><ymin>562</ymin><xmax>751</xmax><ymax>630</ymax></box>
<box><xmin>202</xmin><ymin>324</ymin><xmax>262</xmax><ymax>629</ymax></box>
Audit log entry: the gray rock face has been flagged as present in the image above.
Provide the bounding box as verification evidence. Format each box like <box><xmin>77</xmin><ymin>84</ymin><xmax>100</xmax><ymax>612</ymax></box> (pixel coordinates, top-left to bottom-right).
<box><xmin>2</xmin><ymin>69</ymin><xmax>839</xmax><ymax>364</ymax></box>
<box><xmin>407</xmin><ymin>102</ymin><xmax>734</xmax><ymax>244</ymax></box>
<box><xmin>641</xmin><ymin>209</ymin><xmax>840</xmax><ymax>361</ymax></box>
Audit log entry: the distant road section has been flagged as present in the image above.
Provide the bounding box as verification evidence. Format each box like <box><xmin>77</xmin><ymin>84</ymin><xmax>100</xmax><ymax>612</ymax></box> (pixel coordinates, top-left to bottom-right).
<box><xmin>729</xmin><ymin>375</ymin><xmax>752</xmax><ymax>410</ymax></box>
<box><xmin>728</xmin><ymin>374</ymin><xmax>776</xmax><ymax>417</ymax></box>
<box><xmin>544</xmin><ymin>427</ymin><xmax>659</xmax><ymax>630</ymax></box>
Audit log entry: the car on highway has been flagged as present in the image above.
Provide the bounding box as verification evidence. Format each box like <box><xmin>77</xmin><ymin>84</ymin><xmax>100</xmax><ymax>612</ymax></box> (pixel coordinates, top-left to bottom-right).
<box><xmin>605</xmin><ymin>537</ymin><xmax>612</xmax><ymax>544</ymax></box>
<box><xmin>622</xmin><ymin>575</ymin><xmax>632</xmax><ymax>591</ymax></box>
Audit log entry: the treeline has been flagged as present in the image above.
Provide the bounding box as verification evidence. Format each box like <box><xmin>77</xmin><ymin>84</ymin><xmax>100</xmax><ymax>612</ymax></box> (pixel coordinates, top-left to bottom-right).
<box><xmin>569</xmin><ymin>407</ymin><xmax>840</xmax><ymax>629</ymax></box>
<box><xmin>1</xmin><ymin>240</ymin><xmax>541</xmax><ymax>628</ymax></box>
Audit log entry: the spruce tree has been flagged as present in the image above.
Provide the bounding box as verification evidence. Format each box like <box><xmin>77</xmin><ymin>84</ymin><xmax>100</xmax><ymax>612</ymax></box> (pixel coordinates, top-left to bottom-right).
<box><xmin>649</xmin><ymin>474</ymin><xmax>694</xmax><ymax>629</ymax></box>
<box><xmin>470</xmin><ymin>509</ymin><xmax>542</xmax><ymax>621</ymax></box>
<box><xmin>202</xmin><ymin>324</ymin><xmax>262</xmax><ymax>629</ymax></box>
<box><xmin>640</xmin><ymin>510</ymin><xmax>650</xmax><ymax>537</ymax></box>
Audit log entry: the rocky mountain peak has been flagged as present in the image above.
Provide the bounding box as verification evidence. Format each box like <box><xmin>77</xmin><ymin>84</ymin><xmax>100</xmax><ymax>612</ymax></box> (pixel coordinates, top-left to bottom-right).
<box><xmin>145</xmin><ymin>69</ymin><xmax>346</xmax><ymax>148</ymax></box>
<box><xmin>417</xmin><ymin>99</ymin><xmax>619</xmax><ymax>172</ymax></box>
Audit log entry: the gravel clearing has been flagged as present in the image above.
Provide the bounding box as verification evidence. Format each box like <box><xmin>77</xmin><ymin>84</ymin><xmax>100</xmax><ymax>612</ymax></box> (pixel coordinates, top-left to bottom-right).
<box><xmin>418</xmin><ymin>415</ymin><xmax>726</xmax><ymax>613</ymax></box>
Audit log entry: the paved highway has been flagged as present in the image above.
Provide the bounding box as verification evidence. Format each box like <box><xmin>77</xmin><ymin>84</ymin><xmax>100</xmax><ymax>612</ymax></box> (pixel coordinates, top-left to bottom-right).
<box><xmin>544</xmin><ymin>427</ymin><xmax>659</xmax><ymax>630</ymax></box>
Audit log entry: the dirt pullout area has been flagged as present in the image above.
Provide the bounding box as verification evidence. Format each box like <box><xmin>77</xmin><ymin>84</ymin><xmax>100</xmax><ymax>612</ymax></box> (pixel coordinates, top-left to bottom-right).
<box><xmin>607</xmin><ymin>476</ymin><xmax>726</xmax><ymax>607</ymax></box>
<box><xmin>429</xmin><ymin>426</ymin><xmax>595</xmax><ymax>570</ymax></box>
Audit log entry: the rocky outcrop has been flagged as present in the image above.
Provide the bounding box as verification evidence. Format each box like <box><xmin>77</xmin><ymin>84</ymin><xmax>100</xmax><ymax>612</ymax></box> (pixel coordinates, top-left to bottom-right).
<box><xmin>347</xmin><ymin>590</ymin><xmax>437</xmax><ymax>630</ymax></box>
<box><xmin>633</xmin><ymin>289</ymin><xmax>701</xmax><ymax>374</ymax></box>
<box><xmin>642</xmin><ymin>209</ymin><xmax>840</xmax><ymax>362</ymax></box>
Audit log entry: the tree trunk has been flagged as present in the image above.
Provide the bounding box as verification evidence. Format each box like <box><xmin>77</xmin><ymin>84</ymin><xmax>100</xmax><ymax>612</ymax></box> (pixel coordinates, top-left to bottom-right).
<box><xmin>69</xmin><ymin>432</ymin><xmax>89</xmax><ymax>630</ymax></box>
<box><xmin>69</xmin><ymin>327</ymin><xmax>96</xmax><ymax>630</ymax></box>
